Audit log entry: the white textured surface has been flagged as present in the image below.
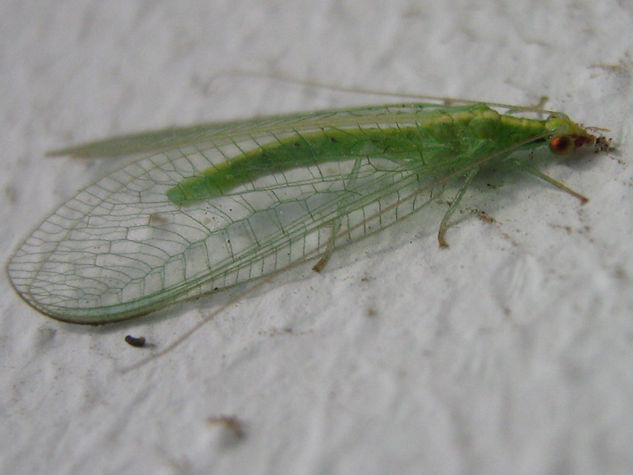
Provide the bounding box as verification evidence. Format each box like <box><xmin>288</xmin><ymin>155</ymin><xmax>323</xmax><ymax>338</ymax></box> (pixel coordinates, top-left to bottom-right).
<box><xmin>2</xmin><ymin>1</ymin><xmax>633</xmax><ymax>473</ymax></box>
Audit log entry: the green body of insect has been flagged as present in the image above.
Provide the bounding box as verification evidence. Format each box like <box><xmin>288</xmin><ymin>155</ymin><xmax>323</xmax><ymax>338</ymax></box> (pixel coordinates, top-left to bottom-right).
<box><xmin>7</xmin><ymin>102</ymin><xmax>609</xmax><ymax>323</ymax></box>
<box><xmin>166</xmin><ymin>104</ymin><xmax>585</xmax><ymax>203</ymax></box>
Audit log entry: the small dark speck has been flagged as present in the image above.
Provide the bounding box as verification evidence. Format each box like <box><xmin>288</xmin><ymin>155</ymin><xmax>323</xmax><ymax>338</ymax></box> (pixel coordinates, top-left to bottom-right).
<box><xmin>207</xmin><ymin>415</ymin><xmax>246</xmax><ymax>445</ymax></box>
<box><xmin>125</xmin><ymin>335</ymin><xmax>146</xmax><ymax>347</ymax></box>
<box><xmin>477</xmin><ymin>211</ymin><xmax>495</xmax><ymax>224</ymax></box>
<box><xmin>614</xmin><ymin>266</ymin><xmax>627</xmax><ymax>280</ymax></box>
<box><xmin>33</xmin><ymin>327</ymin><xmax>57</xmax><ymax>349</ymax></box>
<box><xmin>259</xmin><ymin>326</ymin><xmax>295</xmax><ymax>337</ymax></box>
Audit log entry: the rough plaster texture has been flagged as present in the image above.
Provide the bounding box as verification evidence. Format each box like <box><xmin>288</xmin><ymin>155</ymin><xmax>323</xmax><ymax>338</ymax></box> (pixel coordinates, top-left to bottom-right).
<box><xmin>2</xmin><ymin>1</ymin><xmax>633</xmax><ymax>473</ymax></box>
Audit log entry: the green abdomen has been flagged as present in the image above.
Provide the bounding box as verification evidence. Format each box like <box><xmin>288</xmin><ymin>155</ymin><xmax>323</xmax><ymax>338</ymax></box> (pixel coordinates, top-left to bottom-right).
<box><xmin>166</xmin><ymin>104</ymin><xmax>546</xmax><ymax>205</ymax></box>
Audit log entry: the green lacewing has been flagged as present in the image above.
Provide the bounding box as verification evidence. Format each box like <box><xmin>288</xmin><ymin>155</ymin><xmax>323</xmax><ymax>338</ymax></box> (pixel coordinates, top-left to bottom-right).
<box><xmin>7</xmin><ymin>100</ymin><xmax>611</xmax><ymax>324</ymax></box>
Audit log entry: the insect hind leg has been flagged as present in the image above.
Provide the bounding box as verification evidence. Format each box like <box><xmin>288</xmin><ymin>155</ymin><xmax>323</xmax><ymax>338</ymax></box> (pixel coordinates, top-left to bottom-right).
<box><xmin>312</xmin><ymin>157</ymin><xmax>362</xmax><ymax>272</ymax></box>
<box><xmin>312</xmin><ymin>219</ymin><xmax>342</xmax><ymax>272</ymax></box>
<box><xmin>437</xmin><ymin>166</ymin><xmax>479</xmax><ymax>248</ymax></box>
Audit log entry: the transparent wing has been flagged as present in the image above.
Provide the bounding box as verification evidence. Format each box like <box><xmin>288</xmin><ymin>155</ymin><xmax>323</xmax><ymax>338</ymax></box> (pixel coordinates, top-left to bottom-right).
<box><xmin>47</xmin><ymin>103</ymin><xmax>460</xmax><ymax>158</ymax></box>
<box><xmin>10</xmin><ymin>106</ymin><xmax>468</xmax><ymax>323</ymax></box>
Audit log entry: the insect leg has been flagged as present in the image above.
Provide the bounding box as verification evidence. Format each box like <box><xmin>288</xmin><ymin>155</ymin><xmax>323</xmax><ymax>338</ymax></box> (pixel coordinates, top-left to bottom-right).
<box><xmin>312</xmin><ymin>220</ymin><xmax>342</xmax><ymax>272</ymax></box>
<box><xmin>514</xmin><ymin>161</ymin><xmax>588</xmax><ymax>204</ymax></box>
<box><xmin>438</xmin><ymin>167</ymin><xmax>480</xmax><ymax>248</ymax></box>
<box><xmin>312</xmin><ymin>157</ymin><xmax>363</xmax><ymax>272</ymax></box>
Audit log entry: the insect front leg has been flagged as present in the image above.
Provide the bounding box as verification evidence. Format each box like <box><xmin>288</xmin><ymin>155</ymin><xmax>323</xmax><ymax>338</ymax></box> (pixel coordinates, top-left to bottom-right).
<box><xmin>437</xmin><ymin>166</ymin><xmax>480</xmax><ymax>248</ymax></box>
<box><xmin>513</xmin><ymin>161</ymin><xmax>588</xmax><ymax>204</ymax></box>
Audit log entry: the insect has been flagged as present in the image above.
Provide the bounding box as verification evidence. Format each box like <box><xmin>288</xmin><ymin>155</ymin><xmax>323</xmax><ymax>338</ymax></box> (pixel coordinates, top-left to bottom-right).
<box><xmin>7</xmin><ymin>100</ymin><xmax>611</xmax><ymax>324</ymax></box>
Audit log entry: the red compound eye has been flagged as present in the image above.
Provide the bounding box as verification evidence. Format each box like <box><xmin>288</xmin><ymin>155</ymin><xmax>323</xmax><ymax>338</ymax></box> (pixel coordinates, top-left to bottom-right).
<box><xmin>549</xmin><ymin>136</ymin><xmax>574</xmax><ymax>155</ymax></box>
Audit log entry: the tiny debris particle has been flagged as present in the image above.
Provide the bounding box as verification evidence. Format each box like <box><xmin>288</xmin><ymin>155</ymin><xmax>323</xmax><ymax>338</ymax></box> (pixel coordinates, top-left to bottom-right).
<box><xmin>125</xmin><ymin>335</ymin><xmax>147</xmax><ymax>347</ymax></box>
<box><xmin>207</xmin><ymin>415</ymin><xmax>246</xmax><ymax>445</ymax></box>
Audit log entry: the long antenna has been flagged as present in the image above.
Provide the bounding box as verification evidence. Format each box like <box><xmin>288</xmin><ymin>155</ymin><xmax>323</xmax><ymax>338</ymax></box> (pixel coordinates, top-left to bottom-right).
<box><xmin>210</xmin><ymin>69</ymin><xmax>558</xmax><ymax>114</ymax></box>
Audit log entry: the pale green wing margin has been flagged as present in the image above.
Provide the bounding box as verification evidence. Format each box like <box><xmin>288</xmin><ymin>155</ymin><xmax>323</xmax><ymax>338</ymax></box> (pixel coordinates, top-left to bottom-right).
<box><xmin>9</xmin><ymin>104</ymin><xmax>466</xmax><ymax>323</ymax></box>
